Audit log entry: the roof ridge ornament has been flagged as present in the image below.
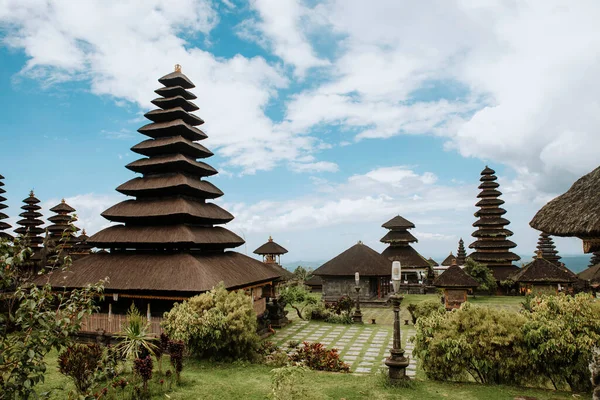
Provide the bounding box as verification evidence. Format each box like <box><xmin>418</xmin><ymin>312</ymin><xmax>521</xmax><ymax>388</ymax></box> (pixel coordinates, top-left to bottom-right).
<box><xmin>175</xmin><ymin>64</ymin><xmax>181</xmax><ymax>72</ymax></box>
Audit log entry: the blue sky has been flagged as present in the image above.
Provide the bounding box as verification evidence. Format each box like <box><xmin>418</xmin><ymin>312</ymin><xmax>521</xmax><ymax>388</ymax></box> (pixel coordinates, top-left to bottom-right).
<box><xmin>1</xmin><ymin>0</ymin><xmax>598</xmax><ymax>264</ymax></box>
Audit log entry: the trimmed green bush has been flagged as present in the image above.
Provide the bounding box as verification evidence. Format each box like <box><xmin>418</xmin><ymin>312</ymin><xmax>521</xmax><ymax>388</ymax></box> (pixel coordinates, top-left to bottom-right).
<box><xmin>161</xmin><ymin>283</ymin><xmax>260</xmax><ymax>360</ymax></box>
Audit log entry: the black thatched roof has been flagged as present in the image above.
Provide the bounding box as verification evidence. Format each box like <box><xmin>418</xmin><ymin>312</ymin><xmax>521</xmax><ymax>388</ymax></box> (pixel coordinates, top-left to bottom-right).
<box><xmin>470</xmin><ymin>165</ymin><xmax>520</xmax><ymax>272</ymax></box>
<box><xmin>380</xmin><ymin>230</ymin><xmax>417</xmax><ymax>244</ymax></box>
<box><xmin>530</xmin><ymin>166</ymin><xmax>600</xmax><ymax>252</ymax></box>
<box><xmin>456</xmin><ymin>238</ymin><xmax>467</xmax><ymax>265</ymax></box>
<box><xmin>441</xmin><ymin>252</ymin><xmax>455</xmax><ymax>266</ymax></box>
<box><xmin>382</xmin><ymin>215</ymin><xmax>415</xmax><ymax>229</ymax></box>
<box><xmin>578</xmin><ymin>263</ymin><xmax>600</xmax><ymax>287</ymax></box>
<box><xmin>512</xmin><ymin>256</ymin><xmax>577</xmax><ymax>284</ymax></box>
<box><xmin>534</xmin><ymin>232</ymin><xmax>561</xmax><ymax>265</ymax></box>
<box><xmin>314</xmin><ymin>242</ymin><xmax>391</xmax><ymax>276</ymax></box>
<box><xmin>433</xmin><ymin>262</ymin><xmax>479</xmax><ymax>288</ymax></box>
<box><xmin>428</xmin><ymin>257</ymin><xmax>439</xmax><ymax>266</ymax></box>
<box><xmin>254</xmin><ymin>236</ymin><xmax>288</xmax><ymax>255</ymax></box>
<box><xmin>14</xmin><ymin>191</ymin><xmax>44</xmax><ymax>247</ymax></box>
<box><xmin>305</xmin><ymin>275</ymin><xmax>323</xmax><ymax>287</ymax></box>
<box><xmin>381</xmin><ymin>245</ymin><xmax>431</xmax><ymax>268</ymax></box>
<box><xmin>37</xmin><ymin>251</ymin><xmax>280</xmax><ymax>292</ymax></box>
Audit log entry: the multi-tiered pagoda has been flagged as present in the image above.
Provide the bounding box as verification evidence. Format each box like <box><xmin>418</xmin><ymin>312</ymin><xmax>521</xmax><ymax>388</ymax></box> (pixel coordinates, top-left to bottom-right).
<box><xmin>456</xmin><ymin>238</ymin><xmax>467</xmax><ymax>266</ymax></box>
<box><xmin>380</xmin><ymin>215</ymin><xmax>431</xmax><ymax>283</ymax></box>
<box><xmin>0</xmin><ymin>174</ymin><xmax>11</xmax><ymax>241</ymax></box>
<box><xmin>14</xmin><ymin>191</ymin><xmax>45</xmax><ymax>270</ymax></box>
<box><xmin>40</xmin><ymin>66</ymin><xmax>281</xmax><ymax>320</ymax></box>
<box><xmin>534</xmin><ymin>232</ymin><xmax>561</xmax><ymax>266</ymax></box>
<box><xmin>469</xmin><ymin>166</ymin><xmax>520</xmax><ymax>280</ymax></box>
<box><xmin>71</xmin><ymin>229</ymin><xmax>93</xmax><ymax>259</ymax></box>
<box><xmin>46</xmin><ymin>199</ymin><xmax>79</xmax><ymax>264</ymax></box>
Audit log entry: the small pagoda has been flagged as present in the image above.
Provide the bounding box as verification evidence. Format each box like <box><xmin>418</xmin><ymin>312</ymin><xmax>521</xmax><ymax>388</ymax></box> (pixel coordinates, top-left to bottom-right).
<box><xmin>433</xmin><ymin>259</ymin><xmax>479</xmax><ymax>310</ymax></box>
<box><xmin>456</xmin><ymin>238</ymin><xmax>467</xmax><ymax>266</ymax></box>
<box><xmin>469</xmin><ymin>166</ymin><xmax>520</xmax><ymax>281</ymax></box>
<box><xmin>0</xmin><ymin>174</ymin><xmax>12</xmax><ymax>241</ymax></box>
<box><xmin>39</xmin><ymin>66</ymin><xmax>282</xmax><ymax>324</ymax></box>
<box><xmin>254</xmin><ymin>236</ymin><xmax>288</xmax><ymax>264</ymax></box>
<box><xmin>440</xmin><ymin>252</ymin><xmax>455</xmax><ymax>267</ymax></box>
<box><xmin>512</xmin><ymin>252</ymin><xmax>577</xmax><ymax>294</ymax></box>
<box><xmin>14</xmin><ymin>191</ymin><xmax>45</xmax><ymax>270</ymax></box>
<box><xmin>46</xmin><ymin>199</ymin><xmax>80</xmax><ymax>265</ymax></box>
<box><xmin>380</xmin><ymin>215</ymin><xmax>431</xmax><ymax>284</ymax></box>
<box><xmin>71</xmin><ymin>229</ymin><xmax>93</xmax><ymax>260</ymax></box>
<box><xmin>533</xmin><ymin>232</ymin><xmax>561</xmax><ymax>266</ymax></box>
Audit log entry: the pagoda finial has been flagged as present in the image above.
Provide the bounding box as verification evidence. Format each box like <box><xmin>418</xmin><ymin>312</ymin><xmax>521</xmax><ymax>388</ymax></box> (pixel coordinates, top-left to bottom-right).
<box><xmin>536</xmin><ymin>250</ymin><xmax>543</xmax><ymax>259</ymax></box>
<box><xmin>29</xmin><ymin>189</ymin><xmax>34</xmax><ymax>197</ymax></box>
<box><xmin>175</xmin><ymin>64</ymin><xmax>181</xmax><ymax>72</ymax></box>
<box><xmin>61</xmin><ymin>198</ymin><xmax>66</xmax><ymax>203</ymax></box>
<box><xmin>451</xmin><ymin>258</ymin><xmax>457</xmax><ymax>266</ymax></box>
<box><xmin>358</xmin><ymin>240</ymin><xmax>363</xmax><ymax>245</ymax></box>
<box><xmin>268</xmin><ymin>235</ymin><xmax>273</xmax><ymax>242</ymax></box>
<box><xmin>82</xmin><ymin>229</ymin><xmax>87</xmax><ymax>235</ymax></box>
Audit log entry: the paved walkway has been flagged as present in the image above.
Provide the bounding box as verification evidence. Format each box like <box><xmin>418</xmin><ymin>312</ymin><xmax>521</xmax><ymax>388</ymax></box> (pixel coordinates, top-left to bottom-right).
<box><xmin>271</xmin><ymin>319</ymin><xmax>416</xmax><ymax>375</ymax></box>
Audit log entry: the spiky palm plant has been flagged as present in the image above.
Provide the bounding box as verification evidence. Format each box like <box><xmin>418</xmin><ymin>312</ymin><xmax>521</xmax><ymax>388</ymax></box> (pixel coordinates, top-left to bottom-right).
<box><xmin>115</xmin><ymin>304</ymin><xmax>157</xmax><ymax>360</ymax></box>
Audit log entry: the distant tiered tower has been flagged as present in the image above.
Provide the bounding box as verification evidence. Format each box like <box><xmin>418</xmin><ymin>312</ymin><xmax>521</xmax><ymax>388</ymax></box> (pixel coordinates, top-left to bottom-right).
<box><xmin>72</xmin><ymin>229</ymin><xmax>93</xmax><ymax>257</ymax></box>
<box><xmin>534</xmin><ymin>232</ymin><xmax>561</xmax><ymax>266</ymax></box>
<box><xmin>380</xmin><ymin>215</ymin><xmax>430</xmax><ymax>282</ymax></box>
<box><xmin>46</xmin><ymin>199</ymin><xmax>80</xmax><ymax>263</ymax></box>
<box><xmin>0</xmin><ymin>174</ymin><xmax>12</xmax><ymax>240</ymax></box>
<box><xmin>456</xmin><ymin>238</ymin><xmax>467</xmax><ymax>266</ymax></box>
<box><xmin>14</xmin><ymin>191</ymin><xmax>45</xmax><ymax>268</ymax></box>
<box><xmin>469</xmin><ymin>166</ymin><xmax>520</xmax><ymax>280</ymax></box>
<box><xmin>588</xmin><ymin>252</ymin><xmax>600</xmax><ymax>268</ymax></box>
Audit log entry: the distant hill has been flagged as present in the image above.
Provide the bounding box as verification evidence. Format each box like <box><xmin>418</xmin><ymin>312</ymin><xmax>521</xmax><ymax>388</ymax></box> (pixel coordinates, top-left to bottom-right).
<box><xmin>282</xmin><ymin>261</ymin><xmax>325</xmax><ymax>272</ymax></box>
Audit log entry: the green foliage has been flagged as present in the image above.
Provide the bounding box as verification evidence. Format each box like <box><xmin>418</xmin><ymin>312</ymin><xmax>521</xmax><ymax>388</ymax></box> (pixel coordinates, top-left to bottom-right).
<box><xmin>115</xmin><ymin>304</ymin><xmax>157</xmax><ymax>361</ymax></box>
<box><xmin>521</xmin><ymin>293</ymin><xmax>600</xmax><ymax>391</ymax></box>
<box><xmin>278</xmin><ymin>283</ymin><xmax>318</xmax><ymax>320</ymax></box>
<box><xmin>57</xmin><ymin>343</ymin><xmax>103</xmax><ymax>395</ymax></box>
<box><xmin>410</xmin><ymin>299</ymin><xmax>445</xmax><ymax>323</ymax></box>
<box><xmin>289</xmin><ymin>342</ymin><xmax>350</xmax><ymax>372</ymax></box>
<box><xmin>324</xmin><ymin>313</ymin><xmax>353</xmax><ymax>324</ymax></box>
<box><xmin>161</xmin><ymin>283</ymin><xmax>259</xmax><ymax>360</ymax></box>
<box><xmin>270</xmin><ymin>365</ymin><xmax>309</xmax><ymax>400</ymax></box>
<box><xmin>0</xmin><ymin>237</ymin><xmax>104</xmax><ymax>399</ymax></box>
<box><xmin>413</xmin><ymin>302</ymin><xmax>529</xmax><ymax>384</ymax></box>
<box><xmin>463</xmin><ymin>258</ymin><xmax>497</xmax><ymax>293</ymax></box>
<box><xmin>330</xmin><ymin>295</ymin><xmax>354</xmax><ymax>315</ymax></box>
<box><xmin>292</xmin><ymin>266</ymin><xmax>313</xmax><ymax>283</ymax></box>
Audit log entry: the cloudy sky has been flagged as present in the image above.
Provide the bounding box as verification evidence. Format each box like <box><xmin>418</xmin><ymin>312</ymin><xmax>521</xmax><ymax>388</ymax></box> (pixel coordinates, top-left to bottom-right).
<box><xmin>0</xmin><ymin>0</ymin><xmax>598</xmax><ymax>264</ymax></box>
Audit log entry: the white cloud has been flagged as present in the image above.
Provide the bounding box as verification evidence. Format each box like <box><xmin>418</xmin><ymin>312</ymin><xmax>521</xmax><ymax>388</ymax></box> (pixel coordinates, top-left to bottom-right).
<box><xmin>241</xmin><ymin>0</ymin><xmax>329</xmax><ymax>76</ymax></box>
<box><xmin>289</xmin><ymin>161</ymin><xmax>338</xmax><ymax>173</ymax></box>
<box><xmin>0</xmin><ymin>0</ymin><xmax>336</xmax><ymax>175</ymax></box>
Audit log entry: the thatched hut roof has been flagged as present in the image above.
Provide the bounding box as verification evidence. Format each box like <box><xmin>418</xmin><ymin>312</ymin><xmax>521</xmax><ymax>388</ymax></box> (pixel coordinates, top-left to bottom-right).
<box><xmin>512</xmin><ymin>256</ymin><xmax>577</xmax><ymax>284</ymax></box>
<box><xmin>433</xmin><ymin>261</ymin><xmax>479</xmax><ymax>288</ymax></box>
<box><xmin>254</xmin><ymin>237</ymin><xmax>288</xmax><ymax>255</ymax></box>
<box><xmin>441</xmin><ymin>252</ymin><xmax>455</xmax><ymax>266</ymax></box>
<box><xmin>530</xmin><ymin>166</ymin><xmax>600</xmax><ymax>253</ymax></box>
<box><xmin>578</xmin><ymin>263</ymin><xmax>600</xmax><ymax>287</ymax></box>
<box><xmin>382</xmin><ymin>215</ymin><xmax>415</xmax><ymax>229</ymax></box>
<box><xmin>305</xmin><ymin>275</ymin><xmax>323</xmax><ymax>288</ymax></box>
<box><xmin>381</xmin><ymin>245</ymin><xmax>431</xmax><ymax>268</ymax></box>
<box><xmin>314</xmin><ymin>242</ymin><xmax>391</xmax><ymax>276</ymax></box>
<box><xmin>427</xmin><ymin>257</ymin><xmax>439</xmax><ymax>266</ymax></box>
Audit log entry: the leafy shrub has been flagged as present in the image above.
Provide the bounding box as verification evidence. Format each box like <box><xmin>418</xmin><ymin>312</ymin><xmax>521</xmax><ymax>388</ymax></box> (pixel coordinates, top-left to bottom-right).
<box><xmin>289</xmin><ymin>342</ymin><xmax>350</xmax><ymax>372</ymax></box>
<box><xmin>406</xmin><ymin>303</ymin><xmax>418</xmax><ymax>324</ymax></box>
<box><xmin>287</xmin><ymin>340</ymin><xmax>301</xmax><ymax>349</ymax></box>
<box><xmin>521</xmin><ymin>293</ymin><xmax>600</xmax><ymax>391</ymax></box>
<box><xmin>258</xmin><ymin>341</ymin><xmax>280</xmax><ymax>356</ymax></box>
<box><xmin>278</xmin><ymin>283</ymin><xmax>318</xmax><ymax>320</ymax></box>
<box><xmin>133</xmin><ymin>355</ymin><xmax>153</xmax><ymax>392</ymax></box>
<box><xmin>413</xmin><ymin>302</ymin><xmax>529</xmax><ymax>384</ymax></box>
<box><xmin>331</xmin><ymin>295</ymin><xmax>354</xmax><ymax>315</ymax></box>
<box><xmin>325</xmin><ymin>313</ymin><xmax>353</xmax><ymax>324</ymax></box>
<box><xmin>161</xmin><ymin>283</ymin><xmax>260</xmax><ymax>360</ymax></box>
<box><xmin>270</xmin><ymin>365</ymin><xmax>309</xmax><ymax>400</ymax></box>
<box><xmin>306</xmin><ymin>302</ymin><xmax>330</xmax><ymax>321</ymax></box>
<box><xmin>411</xmin><ymin>299</ymin><xmax>444</xmax><ymax>322</ymax></box>
<box><xmin>58</xmin><ymin>343</ymin><xmax>104</xmax><ymax>395</ymax></box>
<box><xmin>168</xmin><ymin>340</ymin><xmax>185</xmax><ymax>383</ymax></box>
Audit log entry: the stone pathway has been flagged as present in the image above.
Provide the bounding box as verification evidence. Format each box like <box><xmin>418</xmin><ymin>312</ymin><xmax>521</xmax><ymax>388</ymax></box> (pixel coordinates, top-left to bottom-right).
<box><xmin>270</xmin><ymin>320</ymin><xmax>417</xmax><ymax>376</ymax></box>
<box><xmin>404</xmin><ymin>328</ymin><xmax>417</xmax><ymax>378</ymax></box>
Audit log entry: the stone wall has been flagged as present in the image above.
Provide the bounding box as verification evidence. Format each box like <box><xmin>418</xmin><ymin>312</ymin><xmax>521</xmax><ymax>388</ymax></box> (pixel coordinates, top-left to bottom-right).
<box><xmin>321</xmin><ymin>276</ymin><xmax>373</xmax><ymax>301</ymax></box>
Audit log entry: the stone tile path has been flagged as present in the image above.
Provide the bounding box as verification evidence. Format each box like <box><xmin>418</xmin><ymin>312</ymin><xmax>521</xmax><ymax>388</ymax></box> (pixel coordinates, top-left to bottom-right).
<box><xmin>271</xmin><ymin>320</ymin><xmax>417</xmax><ymax>376</ymax></box>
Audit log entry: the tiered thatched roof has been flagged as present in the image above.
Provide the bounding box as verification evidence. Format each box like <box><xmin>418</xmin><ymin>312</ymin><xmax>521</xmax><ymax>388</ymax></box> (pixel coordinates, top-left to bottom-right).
<box><xmin>456</xmin><ymin>238</ymin><xmax>467</xmax><ymax>265</ymax></box>
<box><xmin>72</xmin><ymin>229</ymin><xmax>93</xmax><ymax>255</ymax></box>
<box><xmin>441</xmin><ymin>252</ymin><xmax>455</xmax><ymax>267</ymax></box>
<box><xmin>469</xmin><ymin>166</ymin><xmax>520</xmax><ymax>280</ymax></box>
<box><xmin>512</xmin><ymin>254</ymin><xmax>577</xmax><ymax>284</ymax></box>
<box><xmin>530</xmin><ymin>166</ymin><xmax>600</xmax><ymax>253</ymax></box>
<box><xmin>39</xmin><ymin>66</ymin><xmax>281</xmax><ymax>293</ymax></box>
<box><xmin>47</xmin><ymin>199</ymin><xmax>79</xmax><ymax>247</ymax></box>
<box><xmin>314</xmin><ymin>241</ymin><xmax>391</xmax><ymax>276</ymax></box>
<box><xmin>380</xmin><ymin>215</ymin><xmax>430</xmax><ymax>268</ymax></box>
<box><xmin>0</xmin><ymin>174</ymin><xmax>12</xmax><ymax>240</ymax></box>
<box><xmin>433</xmin><ymin>260</ymin><xmax>478</xmax><ymax>288</ymax></box>
<box><xmin>534</xmin><ymin>232</ymin><xmax>561</xmax><ymax>266</ymax></box>
<box><xmin>14</xmin><ymin>191</ymin><xmax>44</xmax><ymax>248</ymax></box>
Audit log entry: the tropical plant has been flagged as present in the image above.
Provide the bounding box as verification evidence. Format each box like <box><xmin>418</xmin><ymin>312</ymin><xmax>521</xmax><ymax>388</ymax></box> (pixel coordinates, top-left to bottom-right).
<box><xmin>270</xmin><ymin>365</ymin><xmax>309</xmax><ymax>400</ymax></box>
<box><xmin>289</xmin><ymin>342</ymin><xmax>350</xmax><ymax>372</ymax></box>
<box><xmin>115</xmin><ymin>304</ymin><xmax>157</xmax><ymax>360</ymax></box>
<box><xmin>161</xmin><ymin>283</ymin><xmax>260</xmax><ymax>360</ymax></box>
<box><xmin>292</xmin><ymin>266</ymin><xmax>313</xmax><ymax>283</ymax></box>
<box><xmin>58</xmin><ymin>343</ymin><xmax>104</xmax><ymax>395</ymax></box>
<box><xmin>410</xmin><ymin>299</ymin><xmax>444</xmax><ymax>323</ymax></box>
<box><xmin>0</xmin><ymin>237</ymin><xmax>104</xmax><ymax>399</ymax></box>
<box><xmin>278</xmin><ymin>283</ymin><xmax>318</xmax><ymax>320</ymax></box>
<box><xmin>463</xmin><ymin>258</ymin><xmax>497</xmax><ymax>293</ymax></box>
<box><xmin>133</xmin><ymin>355</ymin><xmax>153</xmax><ymax>392</ymax></box>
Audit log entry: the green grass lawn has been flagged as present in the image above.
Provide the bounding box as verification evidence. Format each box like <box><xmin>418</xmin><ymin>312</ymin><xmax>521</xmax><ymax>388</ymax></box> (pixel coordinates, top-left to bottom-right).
<box><xmin>37</xmin><ymin>349</ymin><xmax>578</xmax><ymax>400</ymax></box>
